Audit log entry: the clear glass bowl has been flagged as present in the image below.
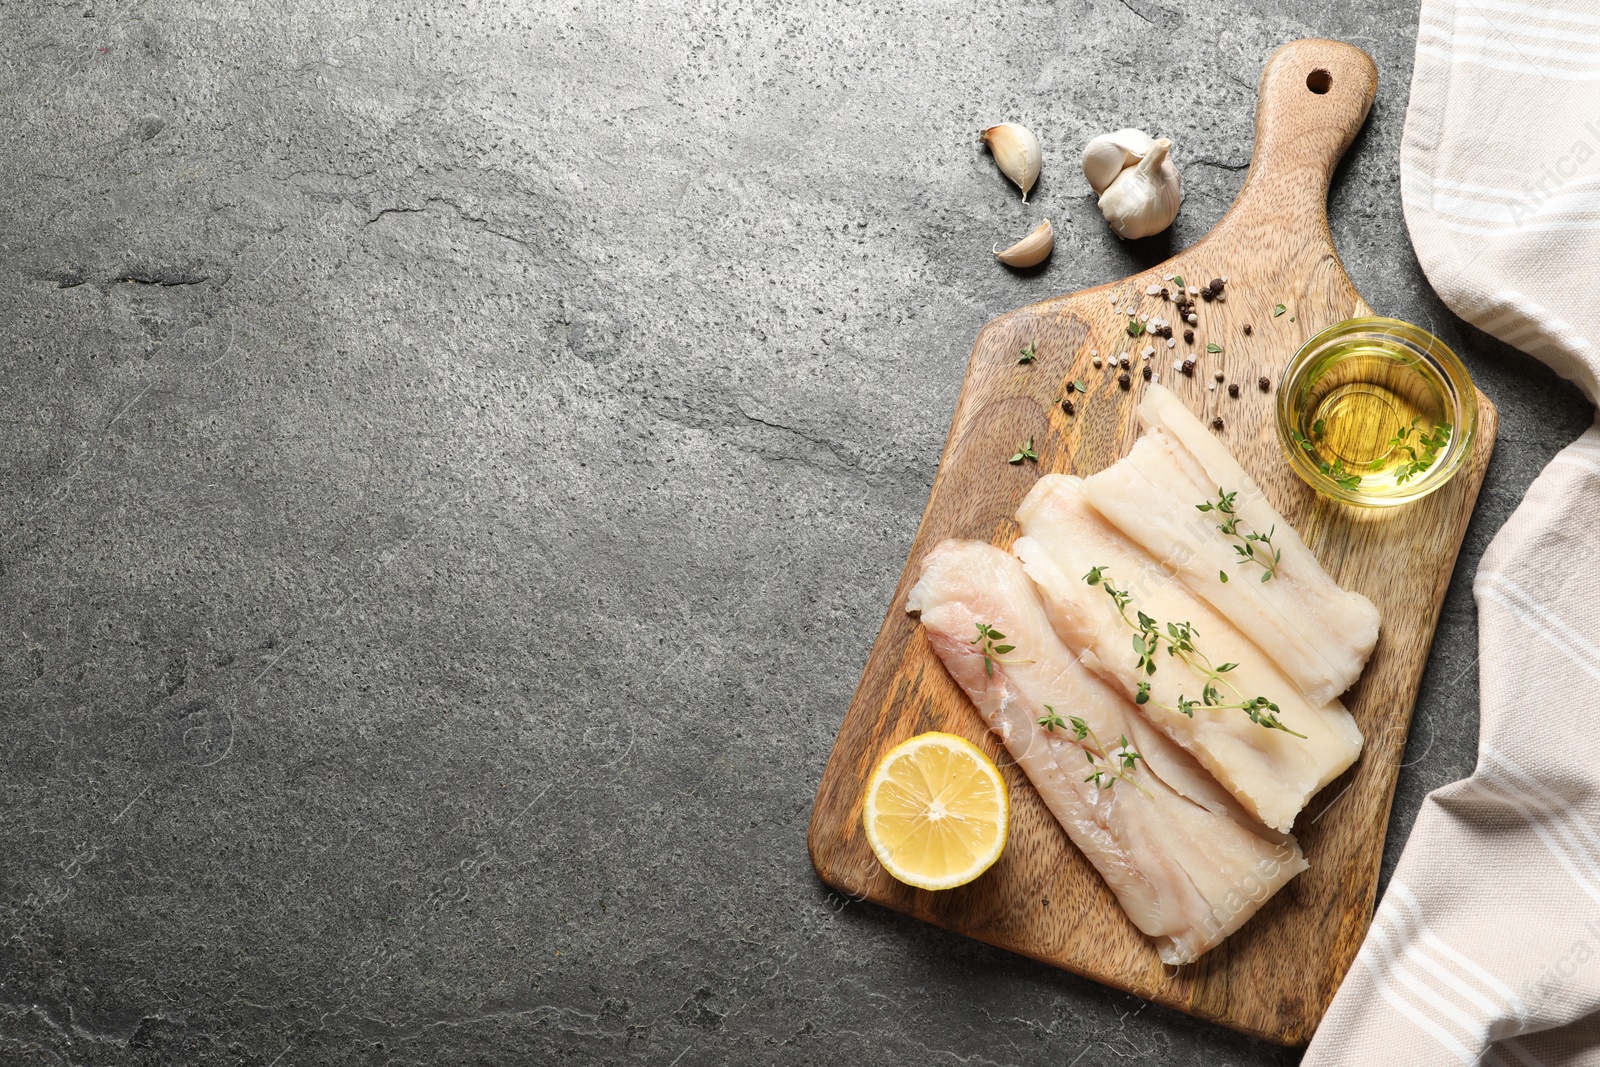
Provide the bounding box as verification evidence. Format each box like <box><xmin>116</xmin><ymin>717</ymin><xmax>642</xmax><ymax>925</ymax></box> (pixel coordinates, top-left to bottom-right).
<box><xmin>1276</xmin><ymin>317</ymin><xmax>1477</xmax><ymax>507</ymax></box>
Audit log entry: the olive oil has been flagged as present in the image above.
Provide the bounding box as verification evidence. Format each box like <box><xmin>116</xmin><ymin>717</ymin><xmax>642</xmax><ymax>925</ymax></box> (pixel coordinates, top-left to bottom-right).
<box><xmin>1278</xmin><ymin>319</ymin><xmax>1475</xmax><ymax>507</ymax></box>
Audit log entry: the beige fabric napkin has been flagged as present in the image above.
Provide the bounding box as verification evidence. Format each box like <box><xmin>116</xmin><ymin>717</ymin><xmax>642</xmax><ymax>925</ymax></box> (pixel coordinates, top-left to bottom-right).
<box><xmin>1305</xmin><ymin>3</ymin><xmax>1600</xmax><ymax>1063</ymax></box>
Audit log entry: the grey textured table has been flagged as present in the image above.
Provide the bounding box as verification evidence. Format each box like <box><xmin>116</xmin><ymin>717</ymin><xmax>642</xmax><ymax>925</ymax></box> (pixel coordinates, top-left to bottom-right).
<box><xmin>1</xmin><ymin>3</ymin><xmax>1589</xmax><ymax>1065</ymax></box>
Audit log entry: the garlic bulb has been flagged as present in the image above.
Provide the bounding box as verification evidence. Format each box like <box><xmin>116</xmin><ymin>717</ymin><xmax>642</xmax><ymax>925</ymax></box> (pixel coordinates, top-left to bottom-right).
<box><xmin>994</xmin><ymin>219</ymin><xmax>1054</xmax><ymax>268</ymax></box>
<box><xmin>981</xmin><ymin>123</ymin><xmax>1041</xmax><ymax>202</ymax></box>
<box><xmin>1096</xmin><ymin>137</ymin><xmax>1181</xmax><ymax>239</ymax></box>
<box><xmin>1081</xmin><ymin>128</ymin><xmax>1157</xmax><ymax>195</ymax></box>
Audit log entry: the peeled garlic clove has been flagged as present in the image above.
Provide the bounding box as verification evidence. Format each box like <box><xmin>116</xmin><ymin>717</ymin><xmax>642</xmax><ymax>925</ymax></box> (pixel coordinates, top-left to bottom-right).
<box><xmin>1082</xmin><ymin>128</ymin><xmax>1157</xmax><ymax>195</ymax></box>
<box><xmin>981</xmin><ymin>123</ymin><xmax>1041</xmax><ymax>202</ymax></box>
<box><xmin>994</xmin><ymin>218</ymin><xmax>1054</xmax><ymax>268</ymax></box>
<box><xmin>1097</xmin><ymin>137</ymin><xmax>1182</xmax><ymax>240</ymax></box>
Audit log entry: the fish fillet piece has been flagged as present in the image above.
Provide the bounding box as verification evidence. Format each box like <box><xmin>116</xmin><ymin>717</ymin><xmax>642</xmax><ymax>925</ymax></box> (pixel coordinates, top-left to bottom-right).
<box><xmin>1076</xmin><ymin>382</ymin><xmax>1380</xmax><ymax>705</ymax></box>
<box><xmin>906</xmin><ymin>538</ymin><xmax>1307</xmax><ymax>964</ymax></box>
<box><xmin>1015</xmin><ymin>475</ymin><xmax>1362</xmax><ymax>832</ymax></box>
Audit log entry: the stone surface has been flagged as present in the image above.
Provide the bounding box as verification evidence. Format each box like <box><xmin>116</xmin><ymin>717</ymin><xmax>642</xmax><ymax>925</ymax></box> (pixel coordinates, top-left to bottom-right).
<box><xmin>0</xmin><ymin>2</ymin><xmax>1589</xmax><ymax>1065</ymax></box>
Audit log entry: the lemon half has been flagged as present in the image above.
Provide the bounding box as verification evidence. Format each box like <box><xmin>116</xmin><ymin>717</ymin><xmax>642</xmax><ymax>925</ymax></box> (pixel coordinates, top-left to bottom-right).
<box><xmin>862</xmin><ymin>731</ymin><xmax>1009</xmax><ymax>891</ymax></box>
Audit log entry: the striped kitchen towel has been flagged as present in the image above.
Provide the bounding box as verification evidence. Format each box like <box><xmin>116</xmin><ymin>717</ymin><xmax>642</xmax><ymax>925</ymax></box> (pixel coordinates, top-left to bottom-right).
<box><xmin>1304</xmin><ymin>2</ymin><xmax>1600</xmax><ymax>1064</ymax></box>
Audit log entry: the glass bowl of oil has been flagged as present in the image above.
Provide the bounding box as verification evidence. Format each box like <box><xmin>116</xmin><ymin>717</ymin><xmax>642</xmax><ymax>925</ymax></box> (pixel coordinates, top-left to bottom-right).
<box><xmin>1276</xmin><ymin>317</ymin><xmax>1477</xmax><ymax>507</ymax></box>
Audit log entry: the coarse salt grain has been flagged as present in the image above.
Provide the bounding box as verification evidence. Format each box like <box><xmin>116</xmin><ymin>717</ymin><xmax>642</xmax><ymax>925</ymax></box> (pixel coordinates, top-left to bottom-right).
<box><xmin>1146</xmin><ymin>283</ymin><xmax>1161</xmax><ymax>295</ymax></box>
<box><xmin>1166</xmin><ymin>338</ymin><xmax>1175</xmax><ymax>348</ymax></box>
<box><xmin>1208</xmin><ymin>382</ymin><xmax>1217</xmax><ymax>391</ymax></box>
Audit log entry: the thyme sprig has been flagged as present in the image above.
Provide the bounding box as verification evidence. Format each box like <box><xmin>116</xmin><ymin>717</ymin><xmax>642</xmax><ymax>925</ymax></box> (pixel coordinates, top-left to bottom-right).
<box><xmin>970</xmin><ymin>622</ymin><xmax>1033</xmax><ymax>677</ymax></box>
<box><xmin>1009</xmin><ymin>436</ymin><xmax>1039</xmax><ymax>465</ymax></box>
<box><xmin>1082</xmin><ymin>566</ymin><xmax>1305</xmax><ymax>737</ymax></box>
<box><xmin>1289</xmin><ymin>421</ymin><xmax>1362</xmax><ymax>490</ymax></box>
<box><xmin>1196</xmin><ymin>488</ymin><xmax>1280</xmax><ymax>582</ymax></box>
<box><xmin>1038</xmin><ymin>705</ymin><xmax>1150</xmax><ymax>795</ymax></box>
<box><xmin>1377</xmin><ymin>417</ymin><xmax>1452</xmax><ymax>483</ymax></box>
<box><xmin>1018</xmin><ymin>340</ymin><xmax>1038</xmax><ymax>365</ymax></box>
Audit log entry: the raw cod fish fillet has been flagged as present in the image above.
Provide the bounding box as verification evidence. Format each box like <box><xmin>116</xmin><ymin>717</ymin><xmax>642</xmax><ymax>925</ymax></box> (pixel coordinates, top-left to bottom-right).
<box><xmin>1077</xmin><ymin>383</ymin><xmax>1379</xmax><ymax>705</ymax></box>
<box><xmin>906</xmin><ymin>538</ymin><xmax>1308</xmax><ymax>964</ymax></box>
<box><xmin>1014</xmin><ymin>475</ymin><xmax>1363</xmax><ymax>833</ymax></box>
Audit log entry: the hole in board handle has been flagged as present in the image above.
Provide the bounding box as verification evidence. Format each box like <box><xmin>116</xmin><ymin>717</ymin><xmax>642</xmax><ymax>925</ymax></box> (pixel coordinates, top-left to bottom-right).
<box><xmin>1306</xmin><ymin>69</ymin><xmax>1332</xmax><ymax>94</ymax></box>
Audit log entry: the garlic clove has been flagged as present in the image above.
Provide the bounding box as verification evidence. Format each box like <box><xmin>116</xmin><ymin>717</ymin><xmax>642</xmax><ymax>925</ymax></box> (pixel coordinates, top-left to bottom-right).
<box><xmin>1096</xmin><ymin>137</ymin><xmax>1181</xmax><ymax>240</ymax></box>
<box><xmin>981</xmin><ymin>123</ymin><xmax>1041</xmax><ymax>202</ymax></box>
<box><xmin>1081</xmin><ymin>128</ymin><xmax>1157</xmax><ymax>195</ymax></box>
<box><xmin>994</xmin><ymin>218</ymin><xmax>1054</xmax><ymax>268</ymax></box>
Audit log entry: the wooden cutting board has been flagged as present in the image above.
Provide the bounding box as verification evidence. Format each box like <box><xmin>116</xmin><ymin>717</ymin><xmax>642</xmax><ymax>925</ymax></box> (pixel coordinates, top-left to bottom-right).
<box><xmin>807</xmin><ymin>39</ymin><xmax>1497</xmax><ymax>1046</ymax></box>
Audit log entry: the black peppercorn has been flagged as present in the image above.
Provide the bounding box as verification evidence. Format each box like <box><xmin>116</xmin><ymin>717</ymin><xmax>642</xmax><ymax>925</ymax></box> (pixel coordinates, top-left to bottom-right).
<box><xmin>1228</xmin><ymin>383</ymin><xmax>1240</xmax><ymax>398</ymax></box>
<box><xmin>1199</xmin><ymin>287</ymin><xmax>1214</xmax><ymax>301</ymax></box>
<box><xmin>1243</xmin><ymin>323</ymin><xmax>1253</xmax><ymax>335</ymax></box>
<box><xmin>1142</xmin><ymin>365</ymin><xmax>1152</xmax><ymax>381</ymax></box>
<box><xmin>1063</xmin><ymin>398</ymin><xmax>1075</xmax><ymax>415</ymax></box>
<box><xmin>1181</xmin><ymin>359</ymin><xmax>1196</xmax><ymax>376</ymax></box>
<box><xmin>1183</xmin><ymin>329</ymin><xmax>1194</xmax><ymax>343</ymax></box>
<box><xmin>1209</xmin><ymin>277</ymin><xmax>1226</xmax><ymax>293</ymax></box>
<box><xmin>1212</xmin><ymin>417</ymin><xmax>1225</xmax><ymax>430</ymax></box>
<box><xmin>1118</xmin><ymin>371</ymin><xmax>1131</xmax><ymax>389</ymax></box>
<box><xmin>1258</xmin><ymin>375</ymin><xmax>1271</xmax><ymax>392</ymax></box>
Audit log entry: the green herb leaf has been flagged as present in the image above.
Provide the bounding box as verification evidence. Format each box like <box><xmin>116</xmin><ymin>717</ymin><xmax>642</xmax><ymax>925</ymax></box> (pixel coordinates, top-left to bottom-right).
<box><xmin>1219</xmin><ymin>569</ymin><xmax>1229</xmax><ymax>583</ymax></box>
<box><xmin>1206</xmin><ymin>342</ymin><xmax>1222</xmax><ymax>353</ymax></box>
<box><xmin>1273</xmin><ymin>304</ymin><xmax>1286</xmax><ymax>317</ymax></box>
<box><xmin>1018</xmin><ymin>340</ymin><xmax>1037</xmax><ymax>365</ymax></box>
<box><xmin>1038</xmin><ymin>705</ymin><xmax>1068</xmax><ymax>732</ymax></box>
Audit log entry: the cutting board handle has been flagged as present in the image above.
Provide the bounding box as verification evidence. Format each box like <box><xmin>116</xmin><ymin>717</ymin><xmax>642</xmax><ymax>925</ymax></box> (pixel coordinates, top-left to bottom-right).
<box><xmin>1227</xmin><ymin>39</ymin><xmax>1378</xmax><ymax>233</ymax></box>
